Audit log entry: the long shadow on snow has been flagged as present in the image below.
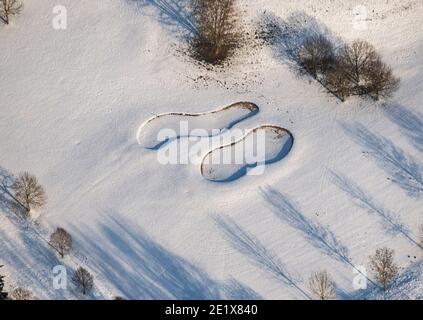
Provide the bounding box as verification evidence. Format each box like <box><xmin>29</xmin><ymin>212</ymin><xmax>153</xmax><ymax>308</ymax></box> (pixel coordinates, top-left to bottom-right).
<box><xmin>71</xmin><ymin>215</ymin><xmax>262</xmax><ymax>300</ymax></box>
<box><xmin>221</xmin><ymin>277</ymin><xmax>263</xmax><ymax>300</ymax></box>
<box><xmin>260</xmin><ymin>186</ymin><xmax>351</xmax><ymax>265</ymax></box>
<box><xmin>208</xmin><ymin>132</ymin><xmax>293</xmax><ymax>183</ymax></box>
<box><xmin>384</xmin><ymin>104</ymin><xmax>423</xmax><ymax>154</ymax></box>
<box><xmin>330</xmin><ymin>171</ymin><xmax>421</xmax><ymax>248</ymax></box>
<box><xmin>259</xmin><ymin>186</ymin><xmax>383</xmax><ymax>294</ymax></box>
<box><xmin>1</xmin><ymin>168</ymin><xmax>260</xmax><ymax>299</ymax></box>
<box><xmin>258</xmin><ymin>11</ymin><xmax>343</xmax><ymax>75</ymax></box>
<box><xmin>341</xmin><ymin>121</ymin><xmax>423</xmax><ymax>198</ymax></box>
<box><xmin>214</xmin><ymin>215</ymin><xmax>311</xmax><ymax>299</ymax></box>
<box><xmin>130</xmin><ymin>0</ymin><xmax>197</xmax><ymax>36</ymax></box>
<box><xmin>0</xmin><ymin>228</ymin><xmax>71</xmax><ymax>299</ymax></box>
<box><xmin>0</xmin><ymin>167</ymin><xmax>76</xmax><ymax>299</ymax></box>
<box><xmin>71</xmin><ymin>215</ymin><xmax>222</xmax><ymax>299</ymax></box>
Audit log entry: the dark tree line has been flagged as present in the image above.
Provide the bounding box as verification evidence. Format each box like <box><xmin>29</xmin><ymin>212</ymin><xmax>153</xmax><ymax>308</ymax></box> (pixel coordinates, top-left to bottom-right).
<box><xmin>298</xmin><ymin>36</ymin><xmax>399</xmax><ymax>101</ymax></box>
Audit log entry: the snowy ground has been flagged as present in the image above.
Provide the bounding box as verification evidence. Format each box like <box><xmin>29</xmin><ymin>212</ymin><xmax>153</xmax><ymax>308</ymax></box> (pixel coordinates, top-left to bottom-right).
<box><xmin>0</xmin><ymin>0</ymin><xmax>422</xmax><ymax>299</ymax></box>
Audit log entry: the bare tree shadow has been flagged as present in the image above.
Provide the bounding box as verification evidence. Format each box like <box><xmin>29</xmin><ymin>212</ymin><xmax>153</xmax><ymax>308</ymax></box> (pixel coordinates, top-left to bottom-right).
<box><xmin>0</xmin><ymin>167</ymin><xmax>86</xmax><ymax>299</ymax></box>
<box><xmin>341</xmin><ymin>121</ymin><xmax>423</xmax><ymax>198</ymax></box>
<box><xmin>221</xmin><ymin>277</ymin><xmax>263</xmax><ymax>300</ymax></box>
<box><xmin>260</xmin><ymin>186</ymin><xmax>351</xmax><ymax>265</ymax></box>
<box><xmin>213</xmin><ymin>214</ymin><xmax>311</xmax><ymax>299</ymax></box>
<box><xmin>330</xmin><ymin>170</ymin><xmax>414</xmax><ymax>237</ymax></box>
<box><xmin>258</xmin><ymin>11</ymin><xmax>343</xmax><ymax>75</ymax></box>
<box><xmin>71</xmin><ymin>215</ymin><xmax>223</xmax><ymax>299</ymax></box>
<box><xmin>384</xmin><ymin>104</ymin><xmax>423</xmax><ymax>154</ymax></box>
<box><xmin>0</xmin><ymin>166</ymin><xmax>27</xmax><ymax>220</ymax></box>
<box><xmin>0</xmin><ymin>169</ymin><xmax>73</xmax><ymax>299</ymax></box>
<box><xmin>129</xmin><ymin>0</ymin><xmax>197</xmax><ymax>36</ymax></box>
<box><xmin>330</xmin><ymin>170</ymin><xmax>421</xmax><ymax>249</ymax></box>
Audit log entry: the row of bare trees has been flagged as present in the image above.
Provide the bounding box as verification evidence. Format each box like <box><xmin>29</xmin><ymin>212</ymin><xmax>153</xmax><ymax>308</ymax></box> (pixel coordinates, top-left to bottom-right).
<box><xmin>298</xmin><ymin>36</ymin><xmax>400</xmax><ymax>101</ymax></box>
<box><xmin>1</xmin><ymin>170</ymin><xmax>75</xmax><ymax>257</ymax></box>
<box><xmin>0</xmin><ymin>267</ymin><xmax>94</xmax><ymax>299</ymax></box>
<box><xmin>48</xmin><ymin>227</ymin><xmax>95</xmax><ymax>295</ymax></box>
<box><xmin>0</xmin><ymin>169</ymin><xmax>95</xmax><ymax>296</ymax></box>
<box><xmin>47</xmin><ymin>227</ymin><xmax>95</xmax><ymax>294</ymax></box>
<box><xmin>0</xmin><ymin>0</ymin><xmax>22</xmax><ymax>24</ymax></box>
<box><xmin>308</xmin><ymin>247</ymin><xmax>400</xmax><ymax>300</ymax></box>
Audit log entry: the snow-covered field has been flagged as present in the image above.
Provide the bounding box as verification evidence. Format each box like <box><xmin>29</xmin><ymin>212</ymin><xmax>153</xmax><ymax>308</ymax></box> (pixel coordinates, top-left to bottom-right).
<box><xmin>0</xmin><ymin>0</ymin><xmax>422</xmax><ymax>299</ymax></box>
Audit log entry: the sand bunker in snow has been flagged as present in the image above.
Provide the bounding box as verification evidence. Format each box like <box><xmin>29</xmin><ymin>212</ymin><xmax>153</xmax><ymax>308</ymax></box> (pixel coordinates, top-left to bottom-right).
<box><xmin>137</xmin><ymin>102</ymin><xmax>259</xmax><ymax>149</ymax></box>
<box><xmin>200</xmin><ymin>125</ymin><xmax>293</xmax><ymax>182</ymax></box>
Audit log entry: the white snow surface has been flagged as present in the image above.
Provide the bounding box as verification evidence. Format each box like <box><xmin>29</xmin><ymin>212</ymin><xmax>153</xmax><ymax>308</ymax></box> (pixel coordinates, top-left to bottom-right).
<box><xmin>0</xmin><ymin>0</ymin><xmax>423</xmax><ymax>299</ymax></box>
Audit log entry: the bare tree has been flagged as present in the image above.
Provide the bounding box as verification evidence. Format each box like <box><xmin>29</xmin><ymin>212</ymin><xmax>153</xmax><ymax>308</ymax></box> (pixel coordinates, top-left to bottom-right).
<box><xmin>298</xmin><ymin>35</ymin><xmax>335</xmax><ymax>78</ymax></box>
<box><xmin>9</xmin><ymin>287</ymin><xmax>37</xmax><ymax>300</ymax></box>
<box><xmin>73</xmin><ymin>267</ymin><xmax>94</xmax><ymax>295</ymax></box>
<box><xmin>338</xmin><ymin>39</ymin><xmax>399</xmax><ymax>99</ymax></box>
<box><xmin>50</xmin><ymin>227</ymin><xmax>73</xmax><ymax>258</ymax></box>
<box><xmin>370</xmin><ymin>247</ymin><xmax>399</xmax><ymax>292</ymax></box>
<box><xmin>362</xmin><ymin>59</ymin><xmax>400</xmax><ymax>100</ymax></box>
<box><xmin>324</xmin><ymin>62</ymin><xmax>352</xmax><ymax>102</ymax></box>
<box><xmin>338</xmin><ymin>39</ymin><xmax>378</xmax><ymax>84</ymax></box>
<box><xmin>0</xmin><ymin>0</ymin><xmax>22</xmax><ymax>24</ymax></box>
<box><xmin>11</xmin><ymin>172</ymin><xmax>46</xmax><ymax>216</ymax></box>
<box><xmin>191</xmin><ymin>0</ymin><xmax>240</xmax><ymax>64</ymax></box>
<box><xmin>308</xmin><ymin>270</ymin><xmax>336</xmax><ymax>300</ymax></box>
